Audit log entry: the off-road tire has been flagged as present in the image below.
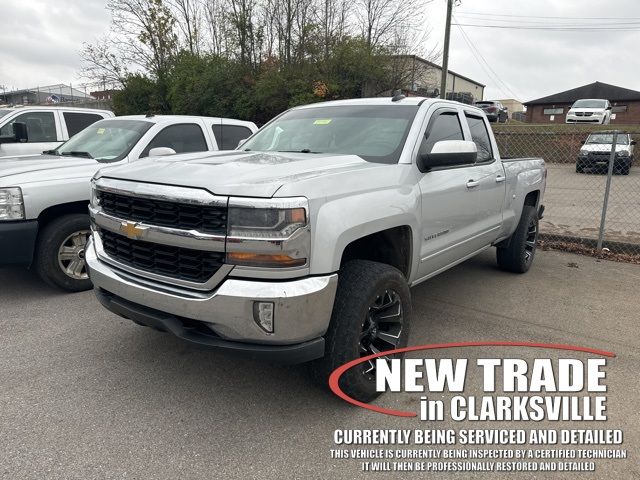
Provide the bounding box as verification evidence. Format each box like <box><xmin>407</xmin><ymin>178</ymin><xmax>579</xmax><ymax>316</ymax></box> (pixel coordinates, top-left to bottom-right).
<box><xmin>35</xmin><ymin>214</ymin><xmax>93</xmax><ymax>292</ymax></box>
<box><xmin>496</xmin><ymin>205</ymin><xmax>539</xmax><ymax>274</ymax></box>
<box><xmin>309</xmin><ymin>260</ymin><xmax>411</xmax><ymax>403</ymax></box>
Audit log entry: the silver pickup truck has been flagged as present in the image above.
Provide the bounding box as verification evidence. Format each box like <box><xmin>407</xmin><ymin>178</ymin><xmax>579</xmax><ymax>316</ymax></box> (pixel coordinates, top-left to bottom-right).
<box><xmin>86</xmin><ymin>97</ymin><xmax>546</xmax><ymax>402</ymax></box>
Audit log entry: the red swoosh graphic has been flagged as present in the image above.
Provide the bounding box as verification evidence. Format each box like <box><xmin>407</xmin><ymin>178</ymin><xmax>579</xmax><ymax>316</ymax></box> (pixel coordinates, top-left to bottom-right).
<box><xmin>329</xmin><ymin>341</ymin><xmax>616</xmax><ymax>417</ymax></box>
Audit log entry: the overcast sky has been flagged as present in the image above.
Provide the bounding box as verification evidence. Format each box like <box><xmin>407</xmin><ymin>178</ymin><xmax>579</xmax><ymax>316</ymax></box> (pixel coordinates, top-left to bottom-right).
<box><xmin>1</xmin><ymin>0</ymin><xmax>639</xmax><ymax>102</ymax></box>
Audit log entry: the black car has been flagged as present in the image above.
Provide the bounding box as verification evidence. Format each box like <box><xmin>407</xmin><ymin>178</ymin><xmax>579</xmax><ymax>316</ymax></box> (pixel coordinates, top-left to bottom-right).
<box><xmin>475</xmin><ymin>101</ymin><xmax>508</xmax><ymax>123</ymax></box>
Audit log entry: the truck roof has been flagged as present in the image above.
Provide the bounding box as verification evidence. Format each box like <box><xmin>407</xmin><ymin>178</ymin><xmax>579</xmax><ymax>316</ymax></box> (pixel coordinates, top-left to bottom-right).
<box><xmin>115</xmin><ymin>114</ymin><xmax>256</xmax><ymax>126</ymax></box>
<box><xmin>0</xmin><ymin>105</ymin><xmax>113</xmax><ymax>115</ymax></box>
<box><xmin>292</xmin><ymin>96</ymin><xmax>485</xmax><ymax>114</ymax></box>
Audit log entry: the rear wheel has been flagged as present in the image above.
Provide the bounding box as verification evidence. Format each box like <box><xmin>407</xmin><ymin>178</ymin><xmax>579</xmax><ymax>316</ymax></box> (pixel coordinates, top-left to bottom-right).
<box><xmin>497</xmin><ymin>206</ymin><xmax>539</xmax><ymax>273</ymax></box>
<box><xmin>35</xmin><ymin>214</ymin><xmax>93</xmax><ymax>292</ymax></box>
<box><xmin>309</xmin><ymin>260</ymin><xmax>411</xmax><ymax>403</ymax></box>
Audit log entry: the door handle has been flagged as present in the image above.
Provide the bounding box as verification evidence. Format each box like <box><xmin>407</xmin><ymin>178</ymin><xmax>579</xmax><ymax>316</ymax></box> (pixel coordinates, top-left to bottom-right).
<box><xmin>495</xmin><ymin>175</ymin><xmax>506</xmax><ymax>183</ymax></box>
<box><xmin>466</xmin><ymin>180</ymin><xmax>479</xmax><ymax>188</ymax></box>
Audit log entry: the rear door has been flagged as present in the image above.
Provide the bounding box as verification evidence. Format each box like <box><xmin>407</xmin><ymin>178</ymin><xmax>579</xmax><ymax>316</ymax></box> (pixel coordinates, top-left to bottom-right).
<box><xmin>461</xmin><ymin>111</ymin><xmax>506</xmax><ymax>246</ymax></box>
<box><xmin>61</xmin><ymin>111</ymin><xmax>108</xmax><ymax>139</ymax></box>
<box><xmin>211</xmin><ymin>122</ymin><xmax>256</xmax><ymax>150</ymax></box>
<box><xmin>0</xmin><ymin>109</ymin><xmax>61</xmax><ymax>157</ymax></box>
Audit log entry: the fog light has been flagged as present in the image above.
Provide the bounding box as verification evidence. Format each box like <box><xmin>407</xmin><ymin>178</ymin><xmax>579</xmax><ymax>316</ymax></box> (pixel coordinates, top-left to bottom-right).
<box><xmin>253</xmin><ymin>301</ymin><xmax>274</xmax><ymax>333</ymax></box>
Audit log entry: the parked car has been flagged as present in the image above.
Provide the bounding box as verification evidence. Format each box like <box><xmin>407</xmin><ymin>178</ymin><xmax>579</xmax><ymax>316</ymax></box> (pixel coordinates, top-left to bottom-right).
<box><xmin>566</xmin><ymin>99</ymin><xmax>612</xmax><ymax>124</ymax></box>
<box><xmin>576</xmin><ymin>131</ymin><xmax>635</xmax><ymax>175</ymax></box>
<box><xmin>0</xmin><ymin>106</ymin><xmax>114</xmax><ymax>157</ymax></box>
<box><xmin>474</xmin><ymin>100</ymin><xmax>508</xmax><ymax>123</ymax></box>
<box><xmin>85</xmin><ymin>96</ymin><xmax>546</xmax><ymax>402</ymax></box>
<box><xmin>0</xmin><ymin>115</ymin><xmax>257</xmax><ymax>291</ymax></box>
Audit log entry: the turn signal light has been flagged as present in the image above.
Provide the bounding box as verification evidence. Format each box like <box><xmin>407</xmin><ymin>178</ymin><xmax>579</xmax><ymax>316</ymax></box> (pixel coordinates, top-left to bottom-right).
<box><xmin>226</xmin><ymin>252</ymin><xmax>306</xmax><ymax>268</ymax></box>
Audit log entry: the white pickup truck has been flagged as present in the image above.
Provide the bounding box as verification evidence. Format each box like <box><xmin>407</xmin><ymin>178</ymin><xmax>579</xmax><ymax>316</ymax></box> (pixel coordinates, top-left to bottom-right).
<box><xmin>0</xmin><ymin>106</ymin><xmax>114</xmax><ymax>157</ymax></box>
<box><xmin>0</xmin><ymin>115</ymin><xmax>257</xmax><ymax>291</ymax></box>
<box><xmin>86</xmin><ymin>96</ymin><xmax>546</xmax><ymax>401</ymax></box>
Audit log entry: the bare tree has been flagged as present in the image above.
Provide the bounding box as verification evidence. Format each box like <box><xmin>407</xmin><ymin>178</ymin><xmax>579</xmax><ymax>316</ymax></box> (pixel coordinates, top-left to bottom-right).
<box><xmin>79</xmin><ymin>38</ymin><xmax>129</xmax><ymax>88</ymax></box>
<box><xmin>355</xmin><ymin>0</ymin><xmax>431</xmax><ymax>48</ymax></box>
<box><xmin>204</xmin><ymin>0</ymin><xmax>230</xmax><ymax>55</ymax></box>
<box><xmin>167</xmin><ymin>0</ymin><xmax>202</xmax><ymax>54</ymax></box>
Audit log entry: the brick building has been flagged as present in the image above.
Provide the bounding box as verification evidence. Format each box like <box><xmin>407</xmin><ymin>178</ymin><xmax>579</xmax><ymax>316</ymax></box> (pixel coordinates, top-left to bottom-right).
<box><xmin>524</xmin><ymin>81</ymin><xmax>640</xmax><ymax>124</ymax></box>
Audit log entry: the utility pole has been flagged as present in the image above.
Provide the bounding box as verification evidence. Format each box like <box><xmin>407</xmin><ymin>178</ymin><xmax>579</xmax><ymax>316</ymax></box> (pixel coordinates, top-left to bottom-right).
<box><xmin>440</xmin><ymin>0</ymin><xmax>454</xmax><ymax>99</ymax></box>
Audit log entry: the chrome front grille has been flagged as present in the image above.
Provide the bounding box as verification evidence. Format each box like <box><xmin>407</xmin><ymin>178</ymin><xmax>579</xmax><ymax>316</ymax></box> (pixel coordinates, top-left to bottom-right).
<box><xmin>97</xmin><ymin>190</ymin><xmax>227</xmax><ymax>235</ymax></box>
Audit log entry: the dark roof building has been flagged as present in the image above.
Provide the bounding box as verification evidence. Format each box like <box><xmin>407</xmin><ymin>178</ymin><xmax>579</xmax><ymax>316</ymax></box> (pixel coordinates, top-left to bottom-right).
<box><xmin>523</xmin><ymin>81</ymin><xmax>640</xmax><ymax>124</ymax></box>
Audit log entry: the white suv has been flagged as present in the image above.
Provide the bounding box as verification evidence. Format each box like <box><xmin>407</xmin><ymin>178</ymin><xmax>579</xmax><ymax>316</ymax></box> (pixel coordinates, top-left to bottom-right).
<box><xmin>565</xmin><ymin>99</ymin><xmax>611</xmax><ymax>124</ymax></box>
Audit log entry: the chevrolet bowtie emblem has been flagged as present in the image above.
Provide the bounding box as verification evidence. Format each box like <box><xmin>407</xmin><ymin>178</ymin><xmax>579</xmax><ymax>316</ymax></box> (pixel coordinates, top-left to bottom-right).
<box><xmin>119</xmin><ymin>221</ymin><xmax>147</xmax><ymax>240</ymax></box>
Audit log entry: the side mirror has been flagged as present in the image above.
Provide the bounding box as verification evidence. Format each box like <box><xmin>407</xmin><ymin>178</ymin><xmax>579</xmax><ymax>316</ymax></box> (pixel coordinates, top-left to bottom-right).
<box><xmin>606</xmin><ymin>106</ymin><xmax>612</xmax><ymax>110</ymax></box>
<box><xmin>580</xmin><ymin>140</ymin><xmax>586</xmax><ymax>144</ymax></box>
<box><xmin>0</xmin><ymin>121</ymin><xmax>28</xmax><ymax>144</ymax></box>
<box><xmin>148</xmin><ymin>147</ymin><xmax>176</xmax><ymax>157</ymax></box>
<box><xmin>417</xmin><ymin>140</ymin><xmax>478</xmax><ymax>172</ymax></box>
<box><xmin>631</xmin><ymin>140</ymin><xmax>637</xmax><ymax>146</ymax></box>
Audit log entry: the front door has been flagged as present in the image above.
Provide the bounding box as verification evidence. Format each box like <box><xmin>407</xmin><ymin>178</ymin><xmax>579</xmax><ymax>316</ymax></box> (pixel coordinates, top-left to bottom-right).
<box><xmin>416</xmin><ymin>108</ymin><xmax>505</xmax><ymax>280</ymax></box>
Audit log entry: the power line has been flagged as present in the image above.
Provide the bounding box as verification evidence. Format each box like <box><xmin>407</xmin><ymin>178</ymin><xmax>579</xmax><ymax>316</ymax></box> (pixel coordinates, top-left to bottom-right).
<box><xmin>455</xmin><ymin>11</ymin><xmax>640</xmax><ymax>20</ymax></box>
<box><xmin>452</xmin><ymin>18</ymin><xmax>521</xmax><ymax>100</ymax></box>
<box><xmin>452</xmin><ymin>23</ymin><xmax>640</xmax><ymax>31</ymax></box>
<box><xmin>455</xmin><ymin>15</ymin><xmax>640</xmax><ymax>27</ymax></box>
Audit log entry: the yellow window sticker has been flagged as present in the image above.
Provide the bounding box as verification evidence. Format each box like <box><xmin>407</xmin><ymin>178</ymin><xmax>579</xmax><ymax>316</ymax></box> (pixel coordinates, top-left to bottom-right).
<box><xmin>313</xmin><ymin>119</ymin><xmax>332</xmax><ymax>125</ymax></box>
<box><xmin>96</xmin><ymin>128</ymin><xmax>105</xmax><ymax>135</ymax></box>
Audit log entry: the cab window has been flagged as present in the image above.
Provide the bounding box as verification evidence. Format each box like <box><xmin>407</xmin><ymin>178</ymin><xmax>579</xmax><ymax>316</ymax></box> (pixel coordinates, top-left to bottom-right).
<box><xmin>0</xmin><ymin>111</ymin><xmax>57</xmax><ymax>142</ymax></box>
<box><xmin>141</xmin><ymin>124</ymin><xmax>208</xmax><ymax>157</ymax></box>
<box><xmin>419</xmin><ymin>111</ymin><xmax>464</xmax><ymax>157</ymax></box>
<box><xmin>465</xmin><ymin>114</ymin><xmax>493</xmax><ymax>162</ymax></box>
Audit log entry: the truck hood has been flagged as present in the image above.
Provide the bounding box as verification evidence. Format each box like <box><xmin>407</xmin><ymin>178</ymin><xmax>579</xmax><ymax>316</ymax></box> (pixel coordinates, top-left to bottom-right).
<box><xmin>0</xmin><ymin>154</ymin><xmax>110</xmax><ymax>185</ymax></box>
<box><xmin>96</xmin><ymin>150</ymin><xmax>387</xmax><ymax>197</ymax></box>
<box><xmin>580</xmin><ymin>144</ymin><xmax>631</xmax><ymax>153</ymax></box>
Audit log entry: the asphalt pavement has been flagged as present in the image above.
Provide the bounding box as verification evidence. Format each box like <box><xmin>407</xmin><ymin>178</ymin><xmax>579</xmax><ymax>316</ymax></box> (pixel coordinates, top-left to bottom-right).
<box><xmin>542</xmin><ymin>164</ymin><xmax>640</xmax><ymax>246</ymax></box>
<box><xmin>1</xmin><ymin>249</ymin><xmax>639</xmax><ymax>479</ymax></box>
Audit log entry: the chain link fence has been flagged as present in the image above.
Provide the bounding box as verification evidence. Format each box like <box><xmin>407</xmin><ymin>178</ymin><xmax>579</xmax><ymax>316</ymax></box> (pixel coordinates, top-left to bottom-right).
<box><xmin>493</xmin><ymin>123</ymin><xmax>640</xmax><ymax>257</ymax></box>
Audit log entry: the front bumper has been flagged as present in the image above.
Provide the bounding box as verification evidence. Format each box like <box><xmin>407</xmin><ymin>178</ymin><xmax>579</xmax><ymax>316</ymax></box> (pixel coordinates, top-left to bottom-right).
<box><xmin>86</xmin><ymin>238</ymin><xmax>338</xmax><ymax>362</ymax></box>
<box><xmin>577</xmin><ymin>155</ymin><xmax>632</xmax><ymax>169</ymax></box>
<box><xmin>0</xmin><ymin>220</ymin><xmax>38</xmax><ymax>266</ymax></box>
<box><xmin>566</xmin><ymin>114</ymin><xmax>604</xmax><ymax>124</ymax></box>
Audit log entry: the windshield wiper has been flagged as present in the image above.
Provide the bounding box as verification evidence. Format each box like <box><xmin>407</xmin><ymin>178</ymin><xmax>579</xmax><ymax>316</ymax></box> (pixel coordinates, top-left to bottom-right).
<box><xmin>276</xmin><ymin>149</ymin><xmax>323</xmax><ymax>154</ymax></box>
<box><xmin>42</xmin><ymin>149</ymin><xmax>59</xmax><ymax>155</ymax></box>
<box><xmin>60</xmin><ymin>151</ymin><xmax>94</xmax><ymax>159</ymax></box>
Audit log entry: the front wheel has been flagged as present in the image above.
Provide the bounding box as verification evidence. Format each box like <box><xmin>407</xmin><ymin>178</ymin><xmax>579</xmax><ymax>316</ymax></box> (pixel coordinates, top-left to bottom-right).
<box><xmin>309</xmin><ymin>260</ymin><xmax>412</xmax><ymax>403</ymax></box>
<box><xmin>35</xmin><ymin>214</ymin><xmax>93</xmax><ymax>292</ymax></box>
<box><xmin>496</xmin><ymin>206</ymin><xmax>539</xmax><ymax>273</ymax></box>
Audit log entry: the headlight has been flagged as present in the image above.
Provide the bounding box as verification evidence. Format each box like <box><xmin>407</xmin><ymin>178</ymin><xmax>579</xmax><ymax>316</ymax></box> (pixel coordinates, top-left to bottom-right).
<box><xmin>226</xmin><ymin>197</ymin><xmax>309</xmax><ymax>268</ymax></box>
<box><xmin>90</xmin><ymin>179</ymin><xmax>99</xmax><ymax>208</ymax></box>
<box><xmin>0</xmin><ymin>187</ymin><xmax>25</xmax><ymax>220</ymax></box>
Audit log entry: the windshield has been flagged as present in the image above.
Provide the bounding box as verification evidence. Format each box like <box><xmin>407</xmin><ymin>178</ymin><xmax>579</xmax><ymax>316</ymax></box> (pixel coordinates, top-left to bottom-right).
<box><xmin>572</xmin><ymin>100</ymin><xmax>607</xmax><ymax>109</ymax></box>
<box><xmin>586</xmin><ymin>133</ymin><xmax>629</xmax><ymax>145</ymax></box>
<box><xmin>239</xmin><ymin>104</ymin><xmax>419</xmax><ymax>164</ymax></box>
<box><xmin>0</xmin><ymin>109</ymin><xmax>11</xmax><ymax>120</ymax></box>
<box><xmin>54</xmin><ymin>119</ymin><xmax>152</xmax><ymax>162</ymax></box>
